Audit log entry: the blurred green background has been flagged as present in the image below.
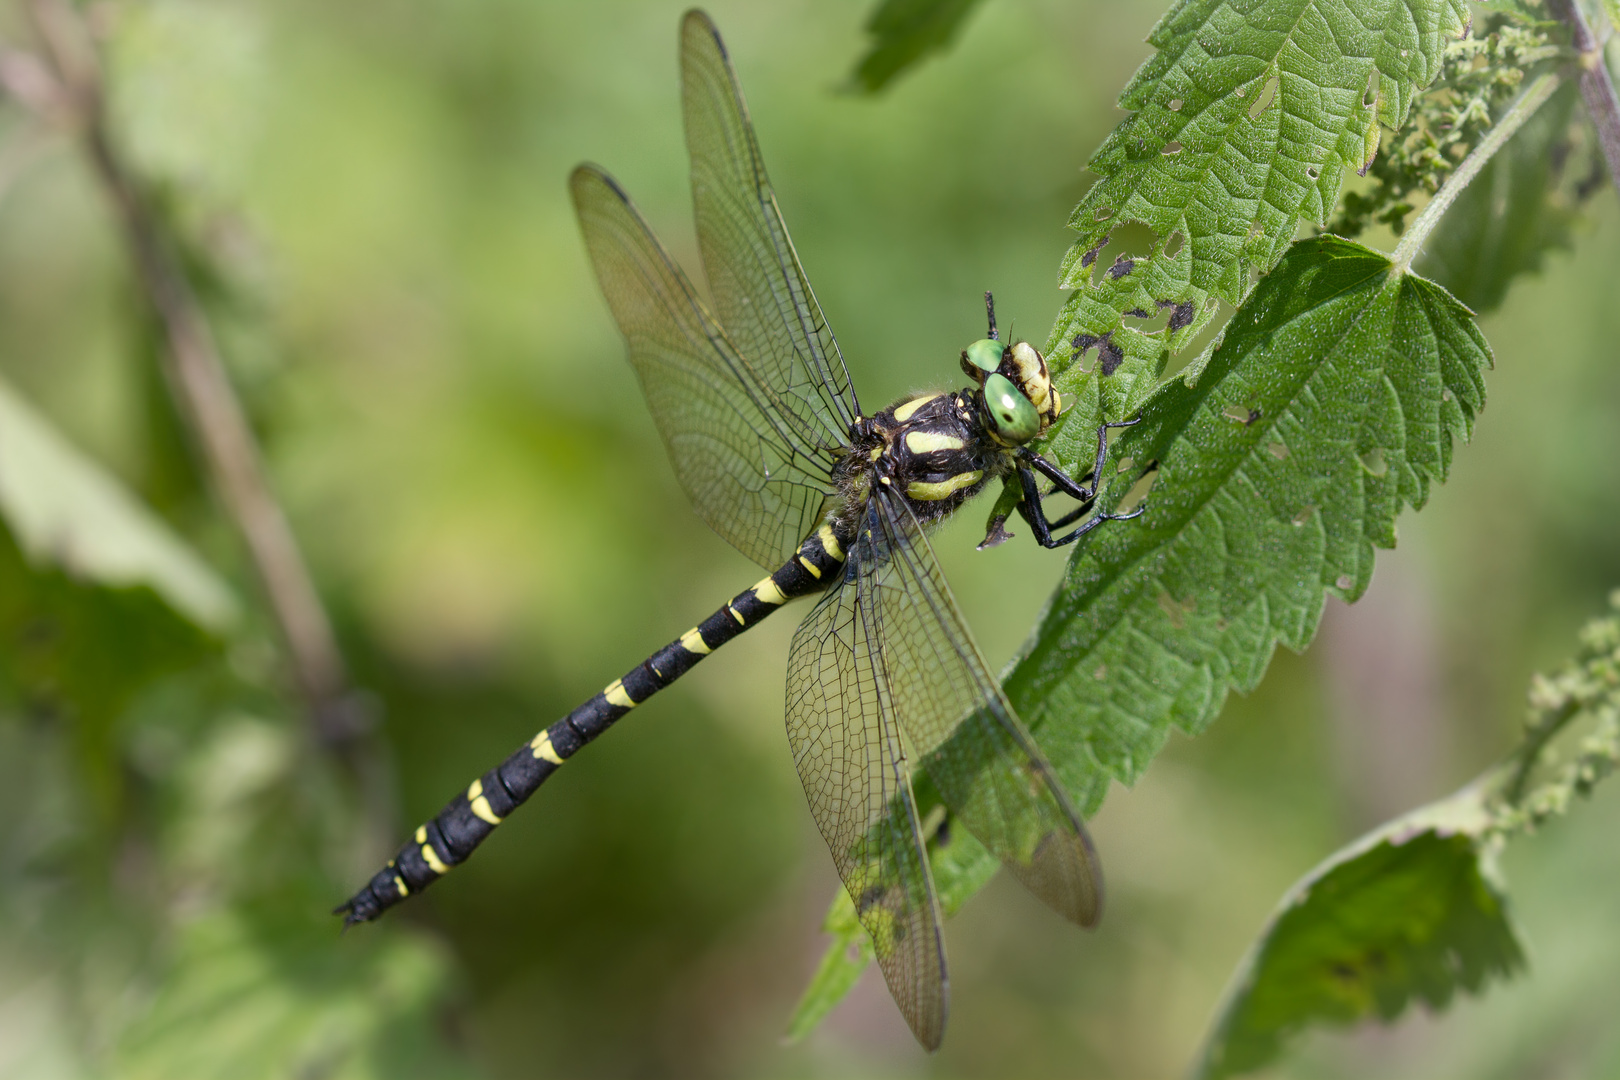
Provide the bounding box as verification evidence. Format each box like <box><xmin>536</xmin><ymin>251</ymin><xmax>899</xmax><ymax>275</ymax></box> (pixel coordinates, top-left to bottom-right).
<box><xmin>1</xmin><ymin>0</ymin><xmax>1619</xmax><ymax>1076</ymax></box>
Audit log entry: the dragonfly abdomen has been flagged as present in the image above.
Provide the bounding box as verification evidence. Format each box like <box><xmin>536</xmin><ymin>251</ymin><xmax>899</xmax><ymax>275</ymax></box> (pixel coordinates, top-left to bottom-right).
<box><xmin>337</xmin><ymin>523</ymin><xmax>850</xmax><ymax>925</ymax></box>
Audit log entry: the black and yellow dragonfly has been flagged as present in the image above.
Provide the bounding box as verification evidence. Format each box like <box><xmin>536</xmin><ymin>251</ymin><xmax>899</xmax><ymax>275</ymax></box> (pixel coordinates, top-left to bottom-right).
<box><xmin>339</xmin><ymin>9</ymin><xmax>1141</xmax><ymax>1050</ymax></box>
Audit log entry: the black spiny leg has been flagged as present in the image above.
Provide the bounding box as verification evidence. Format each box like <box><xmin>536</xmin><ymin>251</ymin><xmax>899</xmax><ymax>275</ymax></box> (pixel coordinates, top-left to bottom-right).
<box><xmin>1016</xmin><ymin>416</ymin><xmax>1146</xmax><ymax>548</ymax></box>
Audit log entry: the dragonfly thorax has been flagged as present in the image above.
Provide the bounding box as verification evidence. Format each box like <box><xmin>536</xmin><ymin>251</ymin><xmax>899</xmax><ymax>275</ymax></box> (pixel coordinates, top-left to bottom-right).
<box><xmin>837</xmin><ymin>388</ymin><xmax>1011</xmax><ymax>531</ymax></box>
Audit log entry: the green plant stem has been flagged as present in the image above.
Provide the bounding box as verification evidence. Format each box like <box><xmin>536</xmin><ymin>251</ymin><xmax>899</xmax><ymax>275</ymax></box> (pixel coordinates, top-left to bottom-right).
<box><xmin>1549</xmin><ymin>0</ymin><xmax>1620</xmax><ymax>193</ymax></box>
<box><xmin>1392</xmin><ymin>71</ymin><xmax>1563</xmax><ymax>272</ymax></box>
<box><xmin>1502</xmin><ymin>699</ymin><xmax>1582</xmax><ymax>806</ymax></box>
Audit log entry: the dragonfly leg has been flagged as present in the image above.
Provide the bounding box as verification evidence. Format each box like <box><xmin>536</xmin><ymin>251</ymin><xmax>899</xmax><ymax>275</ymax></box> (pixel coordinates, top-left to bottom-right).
<box><xmin>1015</xmin><ymin>414</ymin><xmax>1146</xmax><ymax>548</ymax></box>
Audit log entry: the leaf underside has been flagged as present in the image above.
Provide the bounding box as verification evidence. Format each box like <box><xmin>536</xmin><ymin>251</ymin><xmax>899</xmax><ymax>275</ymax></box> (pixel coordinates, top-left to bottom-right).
<box><xmin>1197</xmin><ymin>800</ymin><xmax>1524</xmax><ymax>1080</ymax></box>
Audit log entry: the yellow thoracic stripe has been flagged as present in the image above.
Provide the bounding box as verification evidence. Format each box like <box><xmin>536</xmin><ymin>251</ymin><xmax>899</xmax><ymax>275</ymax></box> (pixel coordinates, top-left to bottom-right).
<box><xmin>817</xmin><ymin>525</ymin><xmax>843</xmax><ymax>561</ymax></box>
<box><xmin>907</xmin><ymin>470</ymin><xmax>984</xmax><ymax>501</ymax></box>
<box><xmin>604</xmin><ymin>678</ymin><xmax>636</xmax><ymax>709</ymax></box>
<box><xmin>798</xmin><ymin>555</ymin><xmax>821</xmax><ymax>578</ymax></box>
<box><xmin>904</xmin><ymin>430</ymin><xmax>966</xmax><ymax>455</ymax></box>
<box><xmin>752</xmin><ymin>575</ymin><xmax>788</xmax><ymax>606</ymax></box>
<box><xmin>393</xmin><ymin>874</ymin><xmax>409</xmax><ymax>897</ymax></box>
<box><xmin>679</xmin><ymin>627</ymin><xmax>711</xmax><ymax>654</ymax></box>
<box><xmin>892</xmin><ymin>393</ymin><xmax>942</xmax><ymax>423</ymax></box>
<box><xmin>531</xmin><ymin>730</ymin><xmax>564</xmax><ymax>764</ymax></box>
<box><xmin>467</xmin><ymin>778</ymin><xmax>503</xmax><ymax>825</ymax></box>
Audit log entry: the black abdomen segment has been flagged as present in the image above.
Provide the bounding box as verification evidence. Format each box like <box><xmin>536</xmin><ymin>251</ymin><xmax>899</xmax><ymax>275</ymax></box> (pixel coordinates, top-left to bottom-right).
<box><xmin>336</xmin><ymin>525</ymin><xmax>848</xmax><ymax>925</ymax></box>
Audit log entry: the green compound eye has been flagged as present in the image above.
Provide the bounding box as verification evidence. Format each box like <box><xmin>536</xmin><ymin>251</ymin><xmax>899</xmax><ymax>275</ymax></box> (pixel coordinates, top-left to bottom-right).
<box><xmin>963</xmin><ymin>338</ymin><xmax>1005</xmax><ymax>373</ymax></box>
<box><xmin>983</xmin><ymin>373</ymin><xmax>1039</xmax><ymax>444</ymax></box>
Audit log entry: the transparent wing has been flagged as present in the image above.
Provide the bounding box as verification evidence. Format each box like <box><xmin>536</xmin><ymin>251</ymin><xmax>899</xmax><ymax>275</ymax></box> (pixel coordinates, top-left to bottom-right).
<box><xmin>681</xmin><ymin>10</ymin><xmax>860</xmax><ymax>454</ymax></box>
<box><xmin>571</xmin><ymin>165</ymin><xmax>840</xmax><ymax>570</ymax></box>
<box><xmin>871</xmin><ymin>487</ymin><xmax>1103</xmax><ymax>928</ymax></box>
<box><xmin>785</xmin><ymin>516</ymin><xmax>947</xmax><ymax>1051</ymax></box>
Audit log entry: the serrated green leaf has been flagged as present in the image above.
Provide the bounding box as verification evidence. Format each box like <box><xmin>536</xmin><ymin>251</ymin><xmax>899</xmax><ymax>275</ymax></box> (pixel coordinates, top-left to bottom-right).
<box><xmin>1416</xmin><ymin>78</ymin><xmax>1580</xmax><ymax>312</ymax></box>
<box><xmin>1195</xmin><ymin>788</ymin><xmax>1524</xmax><ymax>1080</ymax></box>
<box><xmin>798</xmin><ymin>235</ymin><xmax>1492</xmax><ymax>1028</ymax></box>
<box><xmin>0</xmin><ymin>373</ymin><xmax>236</xmax><ymax>631</ymax></box>
<box><xmin>847</xmin><ymin>0</ymin><xmax>987</xmax><ymax>94</ymax></box>
<box><xmin>1046</xmin><ymin>0</ymin><xmax>1469</xmax><ymax>417</ymax></box>
<box><xmin>1016</xmin><ymin>235</ymin><xmax>1488</xmax><ymax>810</ymax></box>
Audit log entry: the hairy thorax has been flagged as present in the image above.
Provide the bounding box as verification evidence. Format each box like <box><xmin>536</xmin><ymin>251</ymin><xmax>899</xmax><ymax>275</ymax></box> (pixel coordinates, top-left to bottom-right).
<box><xmin>833</xmin><ymin>388</ymin><xmax>1012</xmax><ymax>535</ymax></box>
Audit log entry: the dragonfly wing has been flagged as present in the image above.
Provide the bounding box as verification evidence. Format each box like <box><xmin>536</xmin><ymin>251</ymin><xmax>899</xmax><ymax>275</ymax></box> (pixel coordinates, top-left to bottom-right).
<box><xmin>871</xmin><ymin>487</ymin><xmax>1103</xmax><ymax>927</ymax></box>
<box><xmin>680</xmin><ymin>11</ymin><xmax>860</xmax><ymax>454</ymax></box>
<box><xmin>785</xmin><ymin>521</ymin><xmax>947</xmax><ymax>1050</ymax></box>
<box><xmin>571</xmin><ymin>165</ymin><xmax>839</xmax><ymax>571</ymax></box>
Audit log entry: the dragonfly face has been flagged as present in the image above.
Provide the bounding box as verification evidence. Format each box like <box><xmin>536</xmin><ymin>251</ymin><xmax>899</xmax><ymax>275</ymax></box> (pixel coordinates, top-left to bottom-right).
<box><xmin>839</xmin><ymin>335</ymin><xmax>1059</xmax><ymax>536</ymax></box>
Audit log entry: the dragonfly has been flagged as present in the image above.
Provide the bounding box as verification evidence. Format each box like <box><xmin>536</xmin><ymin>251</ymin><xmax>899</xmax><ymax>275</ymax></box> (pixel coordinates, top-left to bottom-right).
<box><xmin>338</xmin><ymin>8</ymin><xmax>1142</xmax><ymax>1050</ymax></box>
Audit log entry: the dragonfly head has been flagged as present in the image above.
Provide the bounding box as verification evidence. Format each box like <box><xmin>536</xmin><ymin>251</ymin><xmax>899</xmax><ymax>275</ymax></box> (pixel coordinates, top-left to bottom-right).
<box><xmin>960</xmin><ymin>338</ymin><xmax>1063</xmax><ymax>446</ymax></box>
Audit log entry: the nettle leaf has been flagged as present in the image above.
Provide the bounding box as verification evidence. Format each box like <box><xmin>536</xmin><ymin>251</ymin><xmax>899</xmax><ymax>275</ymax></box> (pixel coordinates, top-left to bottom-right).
<box><xmin>1199</xmin><ymin>594</ymin><xmax>1620</xmax><ymax>1077</ymax></box>
<box><xmin>0</xmin><ymin>373</ymin><xmax>237</xmax><ymax>631</ymax></box>
<box><xmin>1015</xmin><ymin>235</ymin><xmax>1487</xmax><ymax>809</ymax></box>
<box><xmin>1416</xmin><ymin>78</ymin><xmax>1581</xmax><ymax>313</ymax></box>
<box><xmin>847</xmin><ymin>0</ymin><xmax>988</xmax><ymax>94</ymax></box>
<box><xmin>1196</xmin><ymin>788</ymin><xmax>1524</xmax><ymax>1080</ymax></box>
<box><xmin>795</xmin><ymin>235</ymin><xmax>1491</xmax><ymax>1030</ymax></box>
<box><xmin>1048</xmin><ymin>0</ymin><xmax>1469</xmax><ymax>421</ymax></box>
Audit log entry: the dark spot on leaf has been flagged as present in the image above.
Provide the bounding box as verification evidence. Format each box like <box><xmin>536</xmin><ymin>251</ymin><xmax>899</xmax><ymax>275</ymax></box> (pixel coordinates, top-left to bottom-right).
<box><xmin>1330</xmin><ymin>961</ymin><xmax>1359</xmax><ymax>981</ymax></box>
<box><xmin>1099</xmin><ymin>338</ymin><xmax>1124</xmax><ymax>375</ymax></box>
<box><xmin>1167</xmin><ymin>300</ymin><xmax>1196</xmax><ymax>331</ymax></box>
<box><xmin>1124</xmin><ymin>307</ymin><xmax>1151</xmax><ymax>320</ymax></box>
<box><xmin>1080</xmin><ymin>232</ymin><xmax>1112</xmax><ymax>267</ymax></box>
<box><xmin>1108</xmin><ymin>256</ymin><xmax>1136</xmax><ymax>279</ymax></box>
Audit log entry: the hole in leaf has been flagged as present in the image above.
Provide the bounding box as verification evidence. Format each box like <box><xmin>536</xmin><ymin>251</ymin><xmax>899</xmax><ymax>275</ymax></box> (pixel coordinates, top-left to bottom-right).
<box><xmin>1116</xmin><ymin>456</ymin><xmax>1135</xmax><ymax>473</ymax></box>
<box><xmin>1222</xmin><ymin>404</ymin><xmax>1260</xmax><ymax>426</ymax></box>
<box><xmin>1162</xmin><ymin>141</ymin><xmax>1183</xmax><ymax>155</ymax></box>
<box><xmin>1115</xmin><ymin>461</ymin><xmax>1158</xmax><ymax>514</ymax></box>
<box><xmin>1093</xmin><ymin>663</ymin><xmax>1107</xmax><ymax>680</ymax></box>
<box><xmin>1362</xmin><ymin>68</ymin><xmax>1378</xmax><ymax>108</ymax></box>
<box><xmin>1359</xmin><ymin>447</ymin><xmax>1387</xmax><ymax>477</ymax></box>
<box><xmin>1268</xmin><ymin>441</ymin><xmax>1289</xmax><ymax>460</ymax></box>
<box><xmin>1169</xmin><ymin>97</ymin><xmax>1184</xmax><ymax>111</ymax></box>
<box><xmin>1072</xmin><ymin>331</ymin><xmax>1126</xmax><ymax>376</ymax></box>
<box><xmin>1292</xmin><ymin>505</ymin><xmax>1316</xmax><ymax>526</ymax></box>
<box><xmin>1094</xmin><ymin>207</ymin><xmax>1113</xmax><ymax>221</ymax></box>
<box><xmin>1306</xmin><ymin>164</ymin><xmax>1321</xmax><ymax>180</ymax></box>
<box><xmin>1442</xmin><ymin>388</ymin><xmax>1454</xmax><ymax>402</ymax></box>
<box><xmin>1335</xmin><ymin>573</ymin><xmax>1355</xmax><ymax>591</ymax></box>
<box><xmin>1247</xmin><ymin>74</ymin><xmax>1279</xmax><ymax>119</ymax></box>
<box><xmin>1164</xmin><ymin>231</ymin><xmax>1185</xmax><ymax>257</ymax></box>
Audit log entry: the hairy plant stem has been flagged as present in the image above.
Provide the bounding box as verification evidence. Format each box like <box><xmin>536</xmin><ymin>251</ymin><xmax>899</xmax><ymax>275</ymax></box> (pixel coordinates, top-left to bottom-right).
<box><xmin>1502</xmin><ymin>699</ymin><xmax>1583</xmax><ymax>807</ymax></box>
<box><xmin>1549</xmin><ymin>0</ymin><xmax>1620</xmax><ymax>194</ymax></box>
<box><xmin>1392</xmin><ymin>70</ymin><xmax>1563</xmax><ymax>272</ymax></box>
